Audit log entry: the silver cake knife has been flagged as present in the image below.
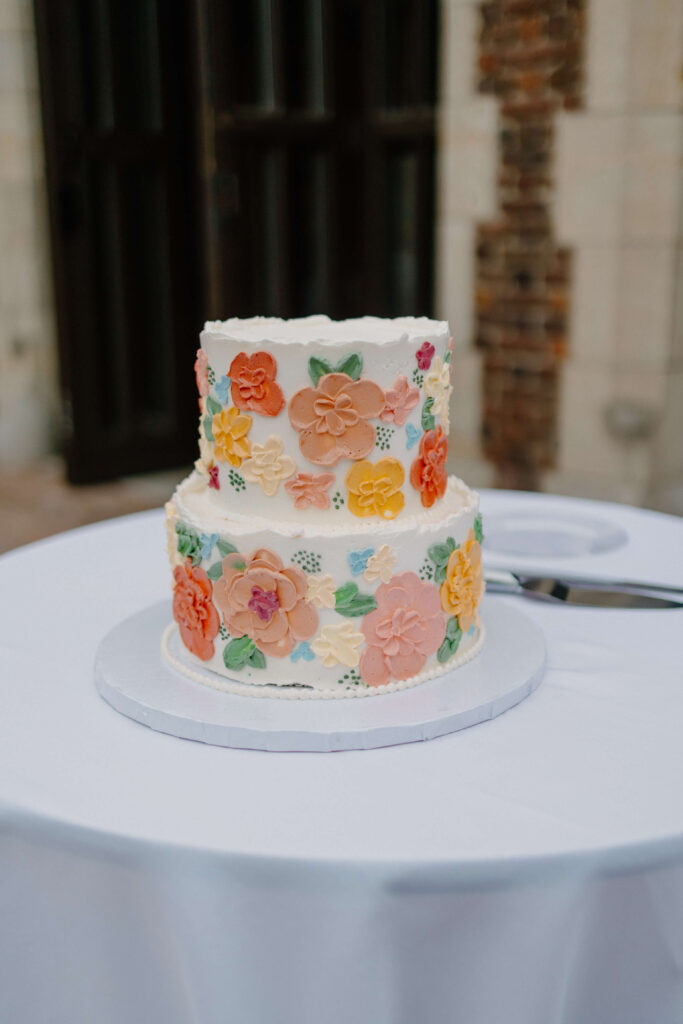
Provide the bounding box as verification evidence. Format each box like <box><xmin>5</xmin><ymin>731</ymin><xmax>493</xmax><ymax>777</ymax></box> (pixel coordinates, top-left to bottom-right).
<box><xmin>484</xmin><ymin>569</ymin><xmax>683</xmax><ymax>609</ymax></box>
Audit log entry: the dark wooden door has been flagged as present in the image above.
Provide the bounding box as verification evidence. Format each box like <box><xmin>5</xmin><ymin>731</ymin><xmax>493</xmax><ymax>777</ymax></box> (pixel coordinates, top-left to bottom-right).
<box><xmin>198</xmin><ymin>0</ymin><xmax>438</xmax><ymax>320</ymax></box>
<box><xmin>35</xmin><ymin>0</ymin><xmax>202</xmax><ymax>483</ymax></box>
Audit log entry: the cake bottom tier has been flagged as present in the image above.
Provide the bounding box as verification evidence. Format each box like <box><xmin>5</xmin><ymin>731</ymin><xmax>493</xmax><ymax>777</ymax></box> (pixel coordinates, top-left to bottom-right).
<box><xmin>165</xmin><ymin>472</ymin><xmax>485</xmax><ymax>696</ymax></box>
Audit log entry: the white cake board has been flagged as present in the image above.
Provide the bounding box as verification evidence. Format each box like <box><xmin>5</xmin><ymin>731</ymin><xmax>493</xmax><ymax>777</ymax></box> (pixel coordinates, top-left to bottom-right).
<box><xmin>94</xmin><ymin>597</ymin><xmax>545</xmax><ymax>752</ymax></box>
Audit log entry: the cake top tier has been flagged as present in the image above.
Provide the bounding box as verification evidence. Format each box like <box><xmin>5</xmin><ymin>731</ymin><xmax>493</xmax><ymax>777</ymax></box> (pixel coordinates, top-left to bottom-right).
<box><xmin>195</xmin><ymin>315</ymin><xmax>453</xmax><ymax>525</ymax></box>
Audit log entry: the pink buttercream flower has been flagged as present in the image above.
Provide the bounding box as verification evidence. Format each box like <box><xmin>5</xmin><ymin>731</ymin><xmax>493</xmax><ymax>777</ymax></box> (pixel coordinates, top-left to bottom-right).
<box><xmin>380</xmin><ymin>375</ymin><xmax>420</xmax><ymax>426</ymax></box>
<box><xmin>288</xmin><ymin>373</ymin><xmax>385</xmax><ymax>466</ymax></box>
<box><xmin>285</xmin><ymin>472</ymin><xmax>336</xmax><ymax>510</ymax></box>
<box><xmin>213</xmin><ymin>548</ymin><xmax>319</xmax><ymax>658</ymax></box>
<box><xmin>208</xmin><ymin>465</ymin><xmax>220</xmax><ymax>490</ymax></box>
<box><xmin>194</xmin><ymin>348</ymin><xmax>210</xmax><ymax>397</ymax></box>
<box><xmin>416</xmin><ymin>342</ymin><xmax>435</xmax><ymax>370</ymax></box>
<box><xmin>359</xmin><ymin>572</ymin><xmax>446</xmax><ymax>687</ymax></box>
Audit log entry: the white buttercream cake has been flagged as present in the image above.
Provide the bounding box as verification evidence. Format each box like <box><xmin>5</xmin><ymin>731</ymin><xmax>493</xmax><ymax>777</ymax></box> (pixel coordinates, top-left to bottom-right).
<box><xmin>164</xmin><ymin>316</ymin><xmax>484</xmax><ymax>697</ymax></box>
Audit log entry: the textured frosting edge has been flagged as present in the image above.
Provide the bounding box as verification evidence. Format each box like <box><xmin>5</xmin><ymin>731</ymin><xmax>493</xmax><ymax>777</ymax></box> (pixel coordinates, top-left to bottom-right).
<box><xmin>201</xmin><ymin>315</ymin><xmax>449</xmax><ymax>349</ymax></box>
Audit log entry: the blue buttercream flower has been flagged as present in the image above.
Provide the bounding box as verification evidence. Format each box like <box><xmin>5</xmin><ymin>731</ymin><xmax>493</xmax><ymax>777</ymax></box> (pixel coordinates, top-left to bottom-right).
<box><xmin>214</xmin><ymin>375</ymin><xmax>231</xmax><ymax>404</ymax></box>
<box><xmin>290</xmin><ymin>642</ymin><xmax>315</xmax><ymax>663</ymax></box>
<box><xmin>199</xmin><ymin>532</ymin><xmax>218</xmax><ymax>560</ymax></box>
<box><xmin>348</xmin><ymin>547</ymin><xmax>374</xmax><ymax>576</ymax></box>
<box><xmin>405</xmin><ymin>423</ymin><xmax>421</xmax><ymax>450</ymax></box>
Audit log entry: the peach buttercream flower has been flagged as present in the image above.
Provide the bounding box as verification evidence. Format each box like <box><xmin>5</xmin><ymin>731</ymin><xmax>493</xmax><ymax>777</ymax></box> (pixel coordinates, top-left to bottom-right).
<box><xmin>285</xmin><ymin>472</ymin><xmax>335</xmax><ymax>510</ymax></box>
<box><xmin>363</xmin><ymin>544</ymin><xmax>397</xmax><ymax>584</ymax></box>
<box><xmin>212</xmin><ymin>407</ymin><xmax>252</xmax><ymax>466</ymax></box>
<box><xmin>240</xmin><ymin>435</ymin><xmax>296</xmax><ymax>496</ymax></box>
<box><xmin>359</xmin><ymin>572</ymin><xmax>446</xmax><ymax>687</ymax></box>
<box><xmin>380</xmin><ymin>375</ymin><xmax>420</xmax><ymax>427</ymax></box>
<box><xmin>440</xmin><ymin>529</ymin><xmax>483</xmax><ymax>631</ymax></box>
<box><xmin>424</xmin><ymin>356</ymin><xmax>452</xmax><ymax>430</ymax></box>
<box><xmin>305</xmin><ymin>573</ymin><xmax>337</xmax><ymax>609</ymax></box>
<box><xmin>194</xmin><ymin>348</ymin><xmax>209</xmax><ymax>398</ymax></box>
<box><xmin>213</xmin><ymin>548</ymin><xmax>318</xmax><ymax>658</ymax></box>
<box><xmin>409</xmin><ymin>426</ymin><xmax>448</xmax><ymax>508</ymax></box>
<box><xmin>173</xmin><ymin>559</ymin><xmax>220</xmax><ymax>661</ymax></box>
<box><xmin>228</xmin><ymin>351</ymin><xmax>285</xmax><ymax>417</ymax></box>
<box><xmin>311</xmin><ymin>621</ymin><xmax>365</xmax><ymax>668</ymax></box>
<box><xmin>346</xmin><ymin>458</ymin><xmax>405</xmax><ymax>520</ymax></box>
<box><xmin>288</xmin><ymin>373</ymin><xmax>385</xmax><ymax>466</ymax></box>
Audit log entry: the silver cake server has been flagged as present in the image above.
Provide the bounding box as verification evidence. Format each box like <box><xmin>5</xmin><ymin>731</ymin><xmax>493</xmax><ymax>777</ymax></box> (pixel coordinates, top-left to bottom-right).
<box><xmin>484</xmin><ymin>569</ymin><xmax>683</xmax><ymax>609</ymax></box>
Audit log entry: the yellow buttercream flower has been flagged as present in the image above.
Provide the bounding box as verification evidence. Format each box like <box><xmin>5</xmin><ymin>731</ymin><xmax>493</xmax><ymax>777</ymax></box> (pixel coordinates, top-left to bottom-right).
<box><xmin>439</xmin><ymin>529</ymin><xmax>484</xmax><ymax>632</ymax></box>
<box><xmin>212</xmin><ymin>407</ymin><xmax>252</xmax><ymax>466</ymax></box>
<box><xmin>240</xmin><ymin>434</ymin><xmax>296</xmax><ymax>496</ymax></box>
<box><xmin>346</xmin><ymin>458</ymin><xmax>405</xmax><ymax>520</ymax></box>
<box><xmin>424</xmin><ymin>356</ymin><xmax>452</xmax><ymax>431</ymax></box>
<box><xmin>311</xmin><ymin>622</ymin><xmax>365</xmax><ymax>668</ymax></box>
<box><xmin>363</xmin><ymin>544</ymin><xmax>397</xmax><ymax>583</ymax></box>
<box><xmin>306</xmin><ymin>574</ymin><xmax>337</xmax><ymax>609</ymax></box>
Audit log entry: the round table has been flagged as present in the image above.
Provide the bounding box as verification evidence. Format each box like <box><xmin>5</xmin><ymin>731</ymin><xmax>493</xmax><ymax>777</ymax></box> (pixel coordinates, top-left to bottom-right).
<box><xmin>1</xmin><ymin>491</ymin><xmax>682</xmax><ymax>1024</ymax></box>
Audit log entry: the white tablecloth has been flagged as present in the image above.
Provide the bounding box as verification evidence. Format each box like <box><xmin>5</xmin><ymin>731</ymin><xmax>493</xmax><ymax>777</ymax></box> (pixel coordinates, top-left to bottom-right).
<box><xmin>1</xmin><ymin>491</ymin><xmax>683</xmax><ymax>1024</ymax></box>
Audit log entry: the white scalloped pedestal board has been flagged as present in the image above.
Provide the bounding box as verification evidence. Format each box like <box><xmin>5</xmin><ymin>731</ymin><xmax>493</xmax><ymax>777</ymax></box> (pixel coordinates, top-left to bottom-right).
<box><xmin>94</xmin><ymin>598</ymin><xmax>545</xmax><ymax>752</ymax></box>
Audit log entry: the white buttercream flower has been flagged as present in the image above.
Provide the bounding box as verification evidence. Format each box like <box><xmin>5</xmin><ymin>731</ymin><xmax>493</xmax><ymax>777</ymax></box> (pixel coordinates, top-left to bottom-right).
<box><xmin>311</xmin><ymin>622</ymin><xmax>365</xmax><ymax>668</ymax></box>
<box><xmin>424</xmin><ymin>356</ymin><xmax>452</xmax><ymax>430</ymax></box>
<box><xmin>165</xmin><ymin>501</ymin><xmax>183</xmax><ymax>570</ymax></box>
<box><xmin>363</xmin><ymin>544</ymin><xmax>397</xmax><ymax>584</ymax></box>
<box><xmin>306</xmin><ymin>574</ymin><xmax>337</xmax><ymax>609</ymax></box>
<box><xmin>241</xmin><ymin>435</ymin><xmax>296</xmax><ymax>496</ymax></box>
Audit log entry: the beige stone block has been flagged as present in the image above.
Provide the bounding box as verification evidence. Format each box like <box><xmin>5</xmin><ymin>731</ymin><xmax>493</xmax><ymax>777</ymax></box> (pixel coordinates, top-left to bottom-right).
<box><xmin>435</xmin><ymin>215</ymin><xmax>474</xmax><ymax>350</ymax></box>
<box><xmin>0</xmin><ymin>181</ymin><xmax>52</xmax><ymax>310</ymax></box>
<box><xmin>624</xmin><ymin>114</ymin><xmax>682</xmax><ymax>242</ymax></box>
<box><xmin>654</xmin><ymin>371</ymin><xmax>683</xmax><ymax>477</ymax></box>
<box><xmin>586</xmin><ymin>0</ymin><xmax>631</xmax><ymax>112</ymax></box>
<box><xmin>0</xmin><ymin>0</ymin><xmax>34</xmax><ymax>34</ymax></box>
<box><xmin>570</xmin><ymin>246</ymin><xmax>620</xmax><ymax>367</ymax></box>
<box><xmin>0</xmin><ymin>92</ymin><xmax>44</xmax><ymax>181</ymax></box>
<box><xmin>614</xmin><ymin>368</ymin><xmax>669</xmax><ymax>410</ymax></box>
<box><xmin>557</xmin><ymin>365</ymin><xmax>625</xmax><ymax>476</ymax></box>
<box><xmin>448</xmin><ymin>347</ymin><xmax>482</xmax><ymax>444</ymax></box>
<box><xmin>0</xmin><ymin>31</ymin><xmax>38</xmax><ymax>95</ymax></box>
<box><xmin>438</xmin><ymin>99</ymin><xmax>498</xmax><ymax>220</ymax></box>
<box><xmin>555</xmin><ymin>114</ymin><xmax>627</xmax><ymax>244</ymax></box>
<box><xmin>671</xmin><ymin>248</ymin><xmax>683</xmax><ymax>368</ymax></box>
<box><xmin>628</xmin><ymin>0</ymin><xmax>683</xmax><ymax>110</ymax></box>
<box><xmin>439</xmin><ymin>0</ymin><xmax>477</xmax><ymax>106</ymax></box>
<box><xmin>542</xmin><ymin>467</ymin><xmax>645</xmax><ymax>506</ymax></box>
<box><xmin>616</xmin><ymin>246</ymin><xmax>677</xmax><ymax>371</ymax></box>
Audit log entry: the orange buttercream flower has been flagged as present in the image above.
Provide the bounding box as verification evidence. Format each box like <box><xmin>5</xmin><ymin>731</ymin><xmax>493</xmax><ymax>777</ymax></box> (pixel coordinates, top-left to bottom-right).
<box><xmin>346</xmin><ymin>458</ymin><xmax>405</xmax><ymax>520</ymax></box>
<box><xmin>409</xmin><ymin>426</ymin><xmax>448</xmax><ymax>508</ymax></box>
<box><xmin>212</xmin><ymin>407</ymin><xmax>252</xmax><ymax>466</ymax></box>
<box><xmin>228</xmin><ymin>351</ymin><xmax>285</xmax><ymax>417</ymax></box>
<box><xmin>288</xmin><ymin>373</ymin><xmax>385</xmax><ymax>466</ymax></box>
<box><xmin>439</xmin><ymin>529</ymin><xmax>483</xmax><ymax>631</ymax></box>
<box><xmin>213</xmin><ymin>548</ymin><xmax>319</xmax><ymax>658</ymax></box>
<box><xmin>173</xmin><ymin>560</ymin><xmax>220</xmax><ymax>661</ymax></box>
<box><xmin>194</xmin><ymin>348</ymin><xmax>209</xmax><ymax>398</ymax></box>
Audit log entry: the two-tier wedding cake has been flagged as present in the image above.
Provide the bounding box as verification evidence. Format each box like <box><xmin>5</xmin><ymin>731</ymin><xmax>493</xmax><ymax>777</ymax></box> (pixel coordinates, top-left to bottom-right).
<box><xmin>164</xmin><ymin>316</ymin><xmax>484</xmax><ymax>697</ymax></box>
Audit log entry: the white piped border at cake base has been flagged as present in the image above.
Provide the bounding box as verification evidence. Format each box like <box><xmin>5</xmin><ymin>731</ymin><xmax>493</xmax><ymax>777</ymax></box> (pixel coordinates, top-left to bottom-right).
<box><xmin>94</xmin><ymin>598</ymin><xmax>546</xmax><ymax>752</ymax></box>
<box><xmin>160</xmin><ymin>620</ymin><xmax>486</xmax><ymax>700</ymax></box>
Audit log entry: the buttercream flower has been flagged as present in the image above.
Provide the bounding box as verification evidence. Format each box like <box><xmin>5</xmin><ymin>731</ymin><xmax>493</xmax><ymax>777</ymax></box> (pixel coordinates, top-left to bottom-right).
<box><xmin>440</xmin><ymin>529</ymin><xmax>483</xmax><ymax>632</ymax></box>
<box><xmin>165</xmin><ymin>501</ymin><xmax>184</xmax><ymax>569</ymax></box>
<box><xmin>306</xmin><ymin>573</ymin><xmax>336</xmax><ymax>609</ymax></box>
<box><xmin>228</xmin><ymin>351</ymin><xmax>285</xmax><ymax>417</ymax></box>
<box><xmin>424</xmin><ymin>356</ymin><xmax>452</xmax><ymax>429</ymax></box>
<box><xmin>359</xmin><ymin>572</ymin><xmax>446</xmax><ymax>687</ymax></box>
<box><xmin>311</xmin><ymin>622</ymin><xmax>365</xmax><ymax>668</ymax></box>
<box><xmin>363</xmin><ymin>544</ymin><xmax>397</xmax><ymax>584</ymax></box>
<box><xmin>194</xmin><ymin>348</ymin><xmax>209</xmax><ymax>397</ymax></box>
<box><xmin>213</xmin><ymin>548</ymin><xmax>318</xmax><ymax>658</ymax></box>
<box><xmin>416</xmin><ymin>341</ymin><xmax>435</xmax><ymax>370</ymax></box>
<box><xmin>212</xmin><ymin>407</ymin><xmax>252</xmax><ymax>466</ymax></box>
<box><xmin>410</xmin><ymin>426</ymin><xmax>448</xmax><ymax>508</ymax></box>
<box><xmin>285</xmin><ymin>472</ymin><xmax>335</xmax><ymax>510</ymax></box>
<box><xmin>346</xmin><ymin>458</ymin><xmax>405</xmax><ymax>519</ymax></box>
<box><xmin>288</xmin><ymin>373</ymin><xmax>385</xmax><ymax>466</ymax></box>
<box><xmin>241</xmin><ymin>435</ymin><xmax>296</xmax><ymax>496</ymax></box>
<box><xmin>173</xmin><ymin>559</ymin><xmax>220</xmax><ymax>661</ymax></box>
<box><xmin>208</xmin><ymin>466</ymin><xmax>220</xmax><ymax>490</ymax></box>
<box><xmin>380</xmin><ymin>375</ymin><xmax>420</xmax><ymax>427</ymax></box>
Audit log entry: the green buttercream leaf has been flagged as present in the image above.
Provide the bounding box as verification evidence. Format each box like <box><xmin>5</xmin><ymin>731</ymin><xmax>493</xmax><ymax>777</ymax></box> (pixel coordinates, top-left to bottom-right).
<box><xmin>334</xmin><ymin>581</ymin><xmax>377</xmax><ymax>617</ymax></box>
<box><xmin>207</xmin><ymin>562</ymin><xmax>223</xmax><ymax>581</ymax></box>
<box><xmin>216</xmin><ymin>539</ymin><xmax>238</xmax><ymax>557</ymax></box>
<box><xmin>438</xmin><ymin>620</ymin><xmax>462</xmax><ymax>663</ymax></box>
<box><xmin>247</xmin><ymin>646</ymin><xmax>266</xmax><ymax>669</ymax></box>
<box><xmin>421</xmin><ymin>397</ymin><xmax>435</xmax><ymax>432</ymax></box>
<box><xmin>445</xmin><ymin>616</ymin><xmax>461</xmax><ymax>640</ymax></box>
<box><xmin>175</xmin><ymin>522</ymin><xmax>203</xmax><ymax>566</ymax></box>
<box><xmin>223</xmin><ymin>636</ymin><xmax>256</xmax><ymax>670</ymax></box>
<box><xmin>428</xmin><ymin>536</ymin><xmax>456</xmax><ymax>585</ymax></box>
<box><xmin>443</xmin><ymin>348</ymin><xmax>451</xmax><ymax>364</ymax></box>
<box><xmin>474</xmin><ymin>513</ymin><xmax>484</xmax><ymax>544</ymax></box>
<box><xmin>308</xmin><ymin>356</ymin><xmax>333</xmax><ymax>386</ymax></box>
<box><xmin>203</xmin><ymin>414</ymin><xmax>214</xmax><ymax>442</ymax></box>
<box><xmin>335</xmin><ymin>353</ymin><xmax>363</xmax><ymax>380</ymax></box>
<box><xmin>205</xmin><ymin>395</ymin><xmax>222</xmax><ymax>416</ymax></box>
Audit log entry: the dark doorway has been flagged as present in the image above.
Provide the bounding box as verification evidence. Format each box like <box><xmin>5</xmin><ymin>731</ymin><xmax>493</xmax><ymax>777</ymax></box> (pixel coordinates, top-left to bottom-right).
<box><xmin>36</xmin><ymin>0</ymin><xmax>438</xmax><ymax>483</ymax></box>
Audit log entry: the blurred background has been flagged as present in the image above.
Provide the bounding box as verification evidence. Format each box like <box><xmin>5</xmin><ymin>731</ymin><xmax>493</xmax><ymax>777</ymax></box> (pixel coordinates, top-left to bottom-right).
<box><xmin>0</xmin><ymin>0</ymin><xmax>681</xmax><ymax>553</ymax></box>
